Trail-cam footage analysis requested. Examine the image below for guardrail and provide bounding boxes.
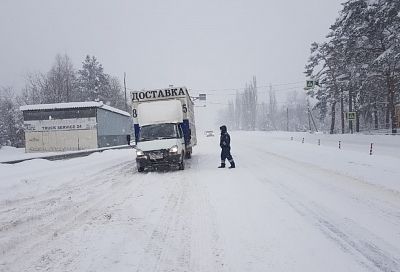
[0,145,134,165]
[360,129,400,135]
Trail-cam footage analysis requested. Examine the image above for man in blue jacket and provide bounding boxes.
[218,125,235,168]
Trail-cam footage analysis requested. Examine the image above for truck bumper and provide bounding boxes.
[136,153,182,170]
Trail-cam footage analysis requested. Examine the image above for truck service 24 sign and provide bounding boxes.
[23,118,97,132]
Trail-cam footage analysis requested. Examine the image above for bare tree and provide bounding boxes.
[21,54,78,104]
[47,54,77,102]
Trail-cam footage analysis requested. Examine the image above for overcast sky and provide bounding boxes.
[0,0,343,127]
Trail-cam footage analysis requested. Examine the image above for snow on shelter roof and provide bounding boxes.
[20,101,131,117]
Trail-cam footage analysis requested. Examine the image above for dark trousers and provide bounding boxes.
[221,147,233,163]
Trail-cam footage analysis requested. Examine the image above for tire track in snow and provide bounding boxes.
[241,141,400,200]
[236,140,400,271]
[0,160,132,209]
[186,152,226,271]
[157,175,193,272]
[134,159,225,272]
[0,160,139,271]
[0,161,133,237]
[135,174,188,272]
[188,170,226,272]
[243,141,400,229]
[265,179,400,272]
[29,170,172,272]
[29,171,146,272]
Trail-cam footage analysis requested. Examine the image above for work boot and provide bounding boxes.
[229,161,235,169]
[218,163,225,168]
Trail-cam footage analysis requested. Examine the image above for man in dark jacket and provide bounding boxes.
[218,125,235,168]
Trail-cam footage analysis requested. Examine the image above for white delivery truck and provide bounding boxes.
[131,87,197,172]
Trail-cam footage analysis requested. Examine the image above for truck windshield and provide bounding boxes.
[139,124,179,141]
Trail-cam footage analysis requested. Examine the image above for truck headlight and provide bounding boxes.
[136,149,144,156]
[169,145,179,154]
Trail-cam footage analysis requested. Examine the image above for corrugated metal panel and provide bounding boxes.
[23,108,96,121]
[96,108,132,148]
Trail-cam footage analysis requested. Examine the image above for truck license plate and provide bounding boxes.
[149,153,163,160]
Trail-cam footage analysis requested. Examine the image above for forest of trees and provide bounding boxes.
[221,0,399,134]
[0,54,126,147]
[219,76,313,132]
[305,0,400,134]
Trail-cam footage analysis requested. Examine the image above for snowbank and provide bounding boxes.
[0,146,60,163]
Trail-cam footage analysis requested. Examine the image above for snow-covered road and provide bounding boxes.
[1,132,400,271]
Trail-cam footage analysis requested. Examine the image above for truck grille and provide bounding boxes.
[145,150,166,160]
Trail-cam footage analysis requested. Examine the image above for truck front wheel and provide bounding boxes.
[185,147,192,159]
[178,153,185,170]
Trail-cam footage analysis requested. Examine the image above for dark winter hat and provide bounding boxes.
[220,125,227,132]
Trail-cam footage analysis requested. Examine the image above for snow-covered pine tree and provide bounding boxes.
[0,87,24,147]
[306,0,400,133]
[368,0,400,133]
[77,55,126,110]
[78,55,109,102]
[305,41,345,134]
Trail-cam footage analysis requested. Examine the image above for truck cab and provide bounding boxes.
[135,123,186,171]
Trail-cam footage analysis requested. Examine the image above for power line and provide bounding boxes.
[208,101,300,106]
[190,81,304,93]
[125,80,305,94]
[205,85,305,96]
[123,80,307,106]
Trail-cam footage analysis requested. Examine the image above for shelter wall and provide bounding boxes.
[25,130,97,152]
[96,108,132,147]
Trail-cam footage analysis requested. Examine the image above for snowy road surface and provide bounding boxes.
[1,132,400,271]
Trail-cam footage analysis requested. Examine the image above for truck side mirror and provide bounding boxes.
[126,134,131,145]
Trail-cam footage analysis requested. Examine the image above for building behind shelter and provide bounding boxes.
[20,102,132,153]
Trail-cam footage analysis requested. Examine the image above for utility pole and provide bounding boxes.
[310,108,318,132]
[124,72,128,112]
[286,107,289,131]
[304,79,319,133]
[307,98,318,132]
